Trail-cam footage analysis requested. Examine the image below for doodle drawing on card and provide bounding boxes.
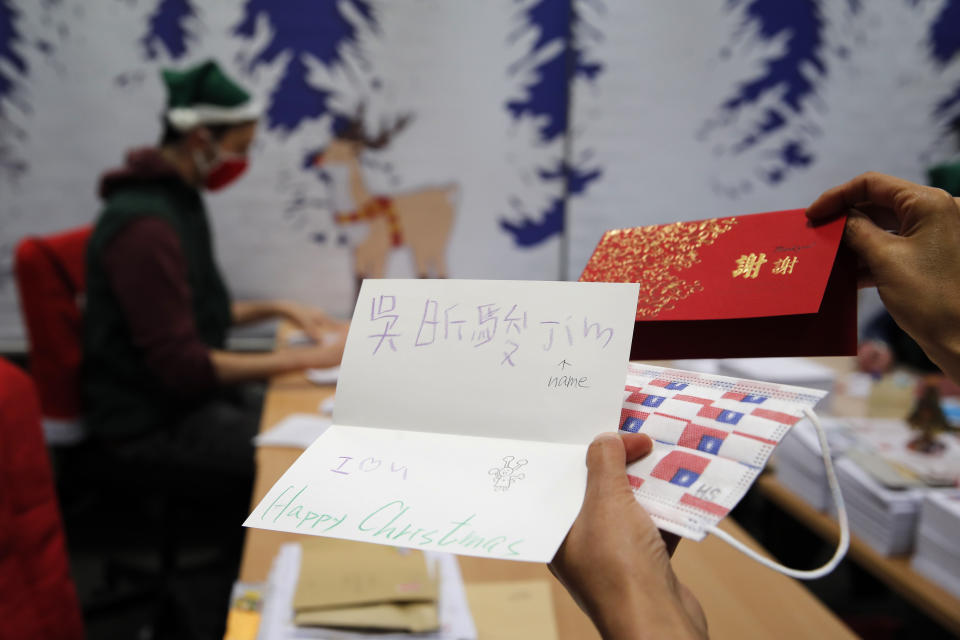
[490,456,527,492]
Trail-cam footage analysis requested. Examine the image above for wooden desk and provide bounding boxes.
[238,369,855,639]
[747,358,960,635]
[756,475,960,636]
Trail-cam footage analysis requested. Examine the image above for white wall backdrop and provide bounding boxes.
[0,0,568,343]
[566,0,960,278]
[1,0,959,344]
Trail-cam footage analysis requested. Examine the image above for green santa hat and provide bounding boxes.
[162,59,261,132]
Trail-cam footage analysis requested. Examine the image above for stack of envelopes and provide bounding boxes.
[911,491,960,598]
[774,416,855,511]
[292,538,440,633]
[834,458,927,555]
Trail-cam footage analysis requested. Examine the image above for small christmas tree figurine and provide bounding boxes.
[907,376,950,454]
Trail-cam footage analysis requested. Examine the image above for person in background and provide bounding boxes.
[857,309,938,376]
[550,172,960,639]
[83,59,345,544]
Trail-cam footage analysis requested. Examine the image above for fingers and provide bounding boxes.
[621,431,654,463]
[842,210,899,274]
[288,310,323,341]
[851,203,901,232]
[585,433,628,496]
[585,432,653,499]
[807,172,956,234]
[305,339,346,368]
[806,172,923,222]
[584,433,633,502]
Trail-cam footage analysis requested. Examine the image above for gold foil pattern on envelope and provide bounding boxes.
[580,218,737,319]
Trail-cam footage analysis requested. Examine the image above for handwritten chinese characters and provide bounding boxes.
[732,253,798,279]
[369,295,400,354]
[365,294,616,367]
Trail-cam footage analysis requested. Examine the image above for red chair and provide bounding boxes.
[15,226,215,637]
[0,357,85,639]
[14,226,92,444]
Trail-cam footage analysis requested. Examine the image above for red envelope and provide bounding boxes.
[579,209,856,360]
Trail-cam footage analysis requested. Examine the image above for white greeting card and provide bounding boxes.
[245,279,640,562]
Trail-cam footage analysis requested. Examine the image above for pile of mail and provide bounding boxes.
[776,416,960,556]
[774,416,854,511]
[256,540,476,639]
[674,357,839,394]
[717,358,838,395]
[845,418,960,487]
[834,457,927,555]
[911,491,960,598]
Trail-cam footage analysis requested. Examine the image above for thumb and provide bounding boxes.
[844,210,896,269]
[585,432,652,498]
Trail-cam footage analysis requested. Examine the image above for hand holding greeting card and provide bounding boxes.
[245,279,640,563]
[245,278,846,576]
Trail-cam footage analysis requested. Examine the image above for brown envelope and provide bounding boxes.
[465,580,559,640]
[293,538,437,612]
[294,601,439,633]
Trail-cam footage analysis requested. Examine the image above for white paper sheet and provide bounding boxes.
[319,396,336,416]
[305,366,341,386]
[247,279,640,563]
[254,414,333,449]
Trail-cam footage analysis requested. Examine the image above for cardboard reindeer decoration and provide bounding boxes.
[309,106,458,292]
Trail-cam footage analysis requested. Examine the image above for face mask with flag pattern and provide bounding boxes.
[619,363,850,580]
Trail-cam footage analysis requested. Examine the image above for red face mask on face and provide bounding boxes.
[203,153,249,191]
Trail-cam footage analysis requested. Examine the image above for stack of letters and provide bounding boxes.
[256,541,476,639]
[911,491,960,597]
[774,416,854,511]
[835,458,926,555]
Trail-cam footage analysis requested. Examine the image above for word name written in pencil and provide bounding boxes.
[260,485,525,557]
[547,375,590,389]
[366,295,615,367]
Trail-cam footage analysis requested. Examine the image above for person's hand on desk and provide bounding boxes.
[232,299,348,342]
[286,324,348,368]
[550,432,707,640]
[807,172,960,384]
[275,300,349,342]
[857,339,894,376]
[209,322,348,383]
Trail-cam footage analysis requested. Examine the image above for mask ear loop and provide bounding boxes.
[706,407,850,580]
